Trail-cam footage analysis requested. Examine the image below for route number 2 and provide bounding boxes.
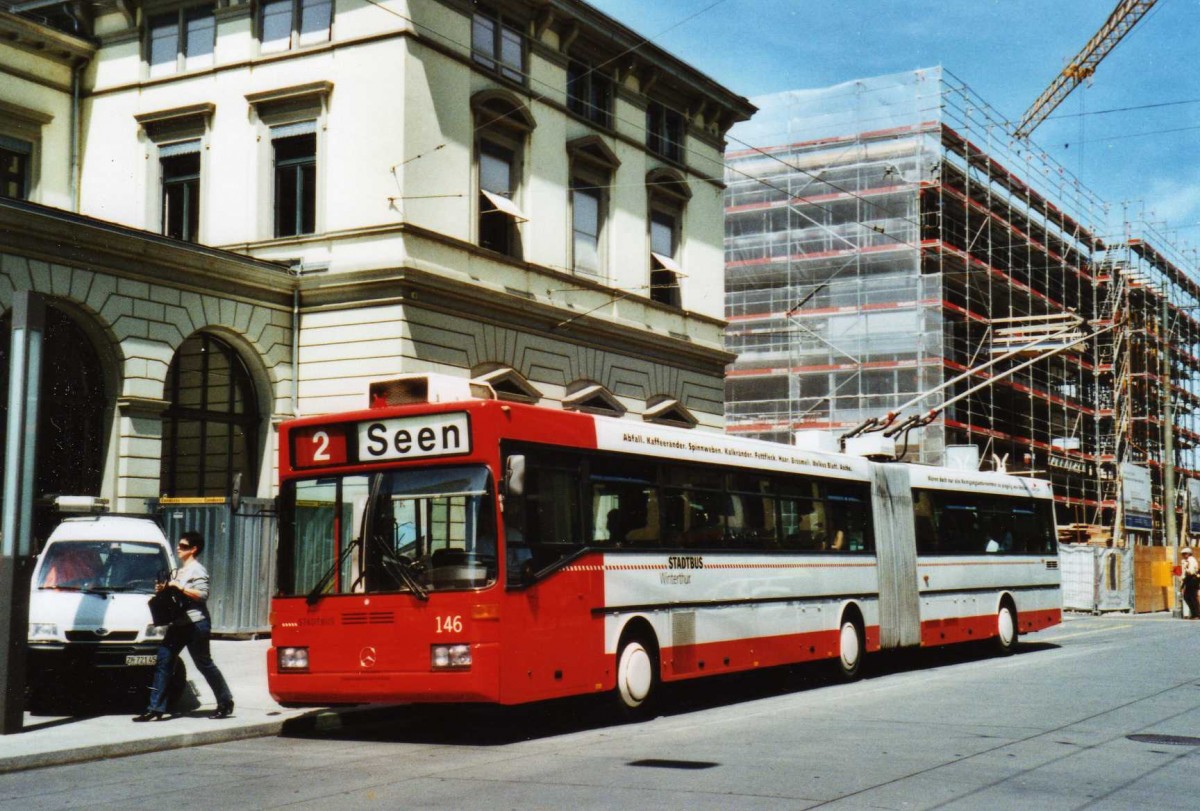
[311,431,331,462]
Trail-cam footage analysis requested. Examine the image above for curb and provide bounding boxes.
[0,705,402,775]
[0,719,289,775]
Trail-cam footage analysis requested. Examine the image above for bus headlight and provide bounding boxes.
[278,646,310,671]
[431,644,472,670]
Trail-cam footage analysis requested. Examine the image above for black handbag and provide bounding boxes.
[148,585,189,626]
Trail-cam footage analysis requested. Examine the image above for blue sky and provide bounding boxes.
[591,0,1200,247]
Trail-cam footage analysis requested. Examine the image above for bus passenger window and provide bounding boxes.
[913,491,937,555]
[727,491,776,549]
[625,491,661,545]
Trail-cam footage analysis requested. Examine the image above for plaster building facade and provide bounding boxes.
[1,0,753,533]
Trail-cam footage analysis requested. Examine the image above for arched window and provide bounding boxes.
[161,333,259,498]
[1,304,107,543]
[0,306,107,496]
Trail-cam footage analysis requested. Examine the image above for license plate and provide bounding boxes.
[126,655,157,666]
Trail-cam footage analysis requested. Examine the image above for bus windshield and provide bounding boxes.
[280,465,498,599]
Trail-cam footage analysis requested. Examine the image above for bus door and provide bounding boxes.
[869,464,921,649]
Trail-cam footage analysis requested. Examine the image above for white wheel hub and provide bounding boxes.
[618,642,653,707]
[840,622,860,670]
[998,607,1015,646]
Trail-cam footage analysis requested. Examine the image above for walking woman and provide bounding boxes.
[133,531,235,721]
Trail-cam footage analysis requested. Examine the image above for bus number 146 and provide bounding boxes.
[436,615,463,634]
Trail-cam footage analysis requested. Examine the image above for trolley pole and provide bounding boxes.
[0,292,45,733]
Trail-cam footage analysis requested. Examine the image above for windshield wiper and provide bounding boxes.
[369,534,429,601]
[306,537,361,605]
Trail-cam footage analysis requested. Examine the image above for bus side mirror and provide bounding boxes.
[505,455,525,496]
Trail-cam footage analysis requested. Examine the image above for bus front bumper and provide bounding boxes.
[268,641,501,705]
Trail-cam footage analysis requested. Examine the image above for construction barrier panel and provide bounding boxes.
[1060,544,1134,613]
[155,498,276,636]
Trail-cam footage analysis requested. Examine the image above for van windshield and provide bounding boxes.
[37,541,170,594]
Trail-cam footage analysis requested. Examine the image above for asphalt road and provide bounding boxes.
[4,614,1199,810]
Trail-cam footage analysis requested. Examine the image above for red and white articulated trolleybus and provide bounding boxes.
[268,375,1061,713]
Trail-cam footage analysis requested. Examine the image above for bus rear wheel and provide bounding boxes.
[615,637,658,716]
[995,602,1018,656]
[836,618,864,681]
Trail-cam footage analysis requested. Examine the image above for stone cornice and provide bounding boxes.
[0,10,95,65]
[296,262,734,375]
[0,198,294,309]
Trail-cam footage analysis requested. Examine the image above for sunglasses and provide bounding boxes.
[177,543,194,550]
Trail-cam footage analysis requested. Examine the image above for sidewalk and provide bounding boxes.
[0,638,329,774]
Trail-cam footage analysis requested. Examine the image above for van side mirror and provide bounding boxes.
[505,455,525,496]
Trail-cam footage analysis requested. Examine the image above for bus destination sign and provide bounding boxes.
[358,412,471,463]
[291,412,471,469]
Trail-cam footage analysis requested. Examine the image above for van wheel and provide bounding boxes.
[615,636,658,717]
[836,618,864,681]
[995,602,1018,656]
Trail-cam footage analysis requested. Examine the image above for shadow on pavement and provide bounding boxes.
[279,639,1062,747]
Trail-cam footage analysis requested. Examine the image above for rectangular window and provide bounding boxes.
[260,0,293,51]
[571,181,602,276]
[161,142,201,242]
[913,490,1056,556]
[478,139,521,257]
[273,128,317,237]
[299,0,333,45]
[149,13,180,75]
[184,7,216,69]
[567,60,612,127]
[471,8,523,83]
[261,0,331,53]
[0,137,32,200]
[647,102,684,162]
[148,6,215,76]
[650,209,681,307]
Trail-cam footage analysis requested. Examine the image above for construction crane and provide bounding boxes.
[1013,0,1159,138]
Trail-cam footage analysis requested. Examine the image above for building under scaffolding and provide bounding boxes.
[723,68,1200,549]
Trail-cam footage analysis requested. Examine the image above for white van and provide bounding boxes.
[26,514,186,713]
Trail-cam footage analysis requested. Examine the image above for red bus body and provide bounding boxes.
[268,387,1061,708]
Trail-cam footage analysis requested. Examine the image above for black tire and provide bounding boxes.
[614,635,659,718]
[835,618,864,681]
[994,602,1018,656]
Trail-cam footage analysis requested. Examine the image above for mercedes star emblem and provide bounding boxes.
[359,646,377,668]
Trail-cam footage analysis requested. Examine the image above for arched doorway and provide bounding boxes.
[160,332,260,498]
[0,305,107,543]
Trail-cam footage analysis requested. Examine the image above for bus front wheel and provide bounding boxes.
[615,637,658,716]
